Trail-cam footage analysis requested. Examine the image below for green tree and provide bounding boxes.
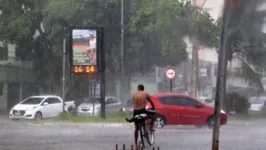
[224,0,266,93]
[0,0,69,94]
[0,0,219,99]
[129,0,219,97]
[129,0,218,69]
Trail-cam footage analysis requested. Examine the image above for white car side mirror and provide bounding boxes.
[43,102,49,106]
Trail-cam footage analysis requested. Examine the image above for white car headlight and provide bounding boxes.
[221,110,226,114]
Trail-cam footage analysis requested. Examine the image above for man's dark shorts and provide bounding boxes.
[133,108,155,125]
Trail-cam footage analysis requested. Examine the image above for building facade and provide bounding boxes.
[0,42,37,111]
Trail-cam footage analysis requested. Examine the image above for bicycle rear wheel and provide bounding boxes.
[139,123,147,147]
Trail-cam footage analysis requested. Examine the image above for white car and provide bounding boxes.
[9,95,75,120]
[77,96,122,116]
[249,97,266,111]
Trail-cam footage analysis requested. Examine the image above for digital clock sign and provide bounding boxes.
[70,28,98,75]
[72,65,96,74]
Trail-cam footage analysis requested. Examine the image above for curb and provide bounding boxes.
[28,122,134,127]
[227,119,266,125]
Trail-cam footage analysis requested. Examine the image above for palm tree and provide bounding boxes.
[225,0,266,93]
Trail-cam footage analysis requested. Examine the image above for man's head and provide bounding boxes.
[137,84,144,91]
[89,33,95,40]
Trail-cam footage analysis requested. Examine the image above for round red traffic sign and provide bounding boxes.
[165,68,176,80]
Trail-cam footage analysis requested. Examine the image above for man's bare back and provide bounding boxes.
[133,91,150,109]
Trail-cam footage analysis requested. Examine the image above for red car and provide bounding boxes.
[146,93,227,128]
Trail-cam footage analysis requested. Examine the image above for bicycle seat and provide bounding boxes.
[146,109,156,113]
[134,113,148,119]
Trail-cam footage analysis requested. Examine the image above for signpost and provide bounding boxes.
[165,68,176,93]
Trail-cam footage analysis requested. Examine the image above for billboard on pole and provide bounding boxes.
[70,28,98,75]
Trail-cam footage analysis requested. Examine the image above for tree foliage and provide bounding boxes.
[130,0,219,54]
[0,0,219,97]
[223,0,266,93]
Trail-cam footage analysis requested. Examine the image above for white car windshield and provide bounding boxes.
[249,97,266,104]
[21,97,44,105]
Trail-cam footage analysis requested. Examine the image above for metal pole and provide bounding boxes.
[170,79,173,93]
[183,60,188,94]
[211,1,230,150]
[92,78,96,116]
[100,66,106,118]
[62,38,66,112]
[99,28,106,119]
[18,58,23,102]
[120,0,124,103]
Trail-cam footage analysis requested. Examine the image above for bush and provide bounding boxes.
[58,112,69,120]
[224,92,250,115]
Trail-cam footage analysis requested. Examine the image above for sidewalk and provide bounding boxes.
[0,113,8,119]
[227,116,266,125]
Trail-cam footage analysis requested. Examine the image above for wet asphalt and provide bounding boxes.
[0,116,266,150]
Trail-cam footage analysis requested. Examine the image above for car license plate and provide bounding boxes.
[15,112,21,115]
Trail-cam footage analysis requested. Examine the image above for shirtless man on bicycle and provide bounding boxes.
[127,84,156,147]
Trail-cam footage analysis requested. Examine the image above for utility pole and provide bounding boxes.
[62,38,66,112]
[99,28,106,119]
[18,57,23,102]
[211,0,231,150]
[120,0,124,103]
[92,77,96,116]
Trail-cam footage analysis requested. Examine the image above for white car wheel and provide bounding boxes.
[34,112,42,120]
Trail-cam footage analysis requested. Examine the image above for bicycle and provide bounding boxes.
[126,110,156,148]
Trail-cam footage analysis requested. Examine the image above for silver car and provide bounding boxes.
[248,97,266,111]
[198,97,214,106]
[77,96,122,116]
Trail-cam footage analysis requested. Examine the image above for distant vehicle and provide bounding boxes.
[146,93,227,128]
[248,97,266,111]
[9,95,75,120]
[203,99,215,106]
[77,96,122,116]
[122,98,134,113]
[198,97,215,106]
